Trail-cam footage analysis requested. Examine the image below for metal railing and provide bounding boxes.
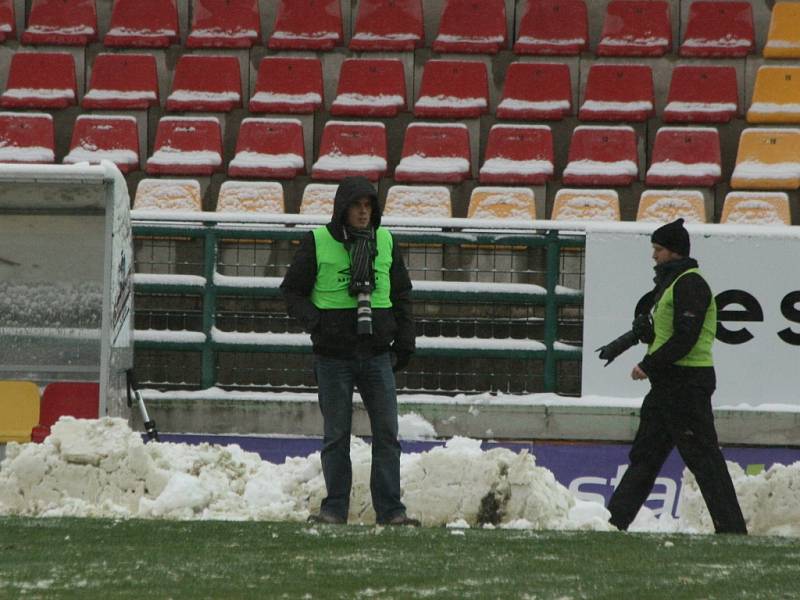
[131,212,586,394]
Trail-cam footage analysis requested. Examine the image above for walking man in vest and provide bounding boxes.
[281,176,419,526]
[607,219,747,534]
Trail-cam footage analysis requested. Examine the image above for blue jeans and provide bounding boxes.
[313,352,405,523]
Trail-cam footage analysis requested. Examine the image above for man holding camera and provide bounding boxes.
[602,219,747,534]
[280,176,419,526]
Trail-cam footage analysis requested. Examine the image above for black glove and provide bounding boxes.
[390,348,412,372]
[632,313,654,344]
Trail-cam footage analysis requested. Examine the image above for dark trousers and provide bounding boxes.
[608,376,747,534]
[313,352,405,523]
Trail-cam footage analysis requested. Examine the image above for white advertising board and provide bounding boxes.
[581,223,800,407]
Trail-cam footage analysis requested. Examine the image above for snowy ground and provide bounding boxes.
[1,417,799,536]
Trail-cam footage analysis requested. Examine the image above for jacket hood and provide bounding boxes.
[328,176,381,241]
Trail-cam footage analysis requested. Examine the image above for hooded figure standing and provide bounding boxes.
[607,219,747,534]
[280,176,419,526]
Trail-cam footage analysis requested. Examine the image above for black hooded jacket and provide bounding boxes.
[280,177,415,359]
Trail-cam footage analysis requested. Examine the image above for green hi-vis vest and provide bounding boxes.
[311,226,393,309]
[648,268,716,367]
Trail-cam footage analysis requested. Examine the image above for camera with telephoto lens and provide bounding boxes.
[596,314,654,366]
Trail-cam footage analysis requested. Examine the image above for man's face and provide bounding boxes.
[652,243,682,265]
[347,196,373,229]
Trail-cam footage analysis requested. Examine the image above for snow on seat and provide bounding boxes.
[350,0,423,52]
[0,0,16,42]
[228,118,304,179]
[82,53,159,110]
[104,0,179,48]
[578,64,654,122]
[0,381,40,443]
[514,0,587,55]
[63,115,140,173]
[721,192,792,226]
[563,126,638,186]
[311,121,387,182]
[662,65,739,124]
[552,189,620,221]
[468,187,536,220]
[134,179,202,211]
[764,2,800,59]
[479,124,553,185]
[680,1,754,58]
[0,112,54,163]
[414,60,488,119]
[645,127,721,187]
[394,123,471,184]
[216,181,284,213]
[597,0,671,56]
[747,66,800,124]
[330,59,406,118]
[384,186,452,218]
[0,52,76,109]
[249,57,323,114]
[636,190,707,223]
[299,183,337,215]
[146,116,223,176]
[166,55,242,112]
[268,0,342,51]
[731,128,800,190]
[497,62,571,121]
[432,0,507,54]
[22,0,97,45]
[186,0,260,48]
[31,382,98,444]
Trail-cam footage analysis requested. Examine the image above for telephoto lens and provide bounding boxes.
[357,292,372,335]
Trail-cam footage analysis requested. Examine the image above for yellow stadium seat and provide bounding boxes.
[721,192,791,225]
[384,186,452,218]
[133,179,202,211]
[747,66,800,123]
[731,128,800,189]
[216,181,284,213]
[299,183,338,216]
[0,381,41,443]
[636,190,707,223]
[764,2,800,59]
[552,189,620,221]
[467,187,537,220]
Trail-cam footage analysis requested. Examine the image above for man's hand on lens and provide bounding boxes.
[631,314,654,343]
[631,365,648,380]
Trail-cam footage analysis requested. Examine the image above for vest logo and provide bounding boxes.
[336,267,351,284]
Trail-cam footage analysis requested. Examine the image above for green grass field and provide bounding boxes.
[1,517,799,600]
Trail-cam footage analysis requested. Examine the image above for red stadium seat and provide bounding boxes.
[479,124,554,185]
[414,60,488,119]
[330,59,406,118]
[350,0,424,51]
[82,53,159,110]
[514,0,588,55]
[680,1,754,57]
[105,0,179,48]
[311,121,387,182]
[645,127,721,187]
[0,112,54,163]
[249,57,323,114]
[0,0,16,42]
[394,123,471,184]
[0,52,77,109]
[597,0,671,56]
[166,55,242,112]
[63,115,140,173]
[31,382,99,443]
[563,125,639,186]
[662,65,739,124]
[187,0,260,48]
[433,0,507,54]
[22,0,97,45]
[269,0,342,50]
[579,64,654,122]
[229,118,305,179]
[497,62,571,121]
[146,116,223,176]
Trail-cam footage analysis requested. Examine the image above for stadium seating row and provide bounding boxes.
[1,0,796,58]
[0,381,99,444]
[3,52,799,125]
[130,178,793,226]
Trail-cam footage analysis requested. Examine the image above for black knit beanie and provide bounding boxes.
[651,218,690,257]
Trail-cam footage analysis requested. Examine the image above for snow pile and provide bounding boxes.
[415,94,487,110]
[398,412,437,440]
[299,184,336,215]
[249,91,322,107]
[216,182,284,213]
[563,159,638,178]
[147,148,222,168]
[229,151,303,171]
[395,155,470,178]
[133,179,201,211]
[384,186,451,218]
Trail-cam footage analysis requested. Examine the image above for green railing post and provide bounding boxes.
[201,227,217,389]
[543,230,561,392]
